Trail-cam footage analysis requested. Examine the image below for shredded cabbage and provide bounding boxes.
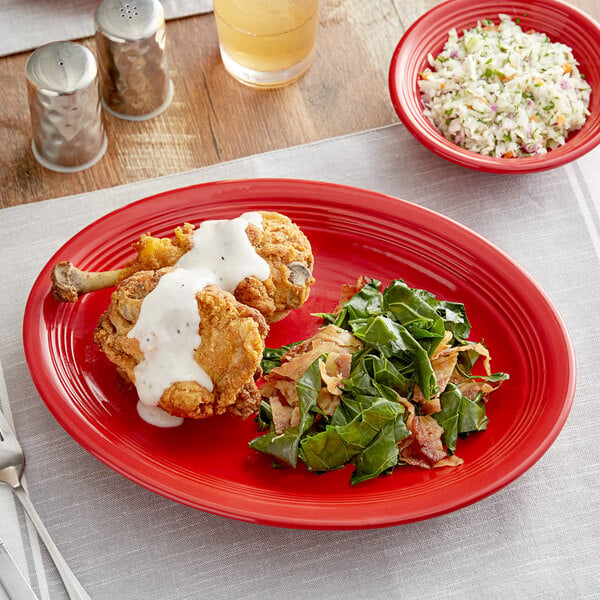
[418,15,591,157]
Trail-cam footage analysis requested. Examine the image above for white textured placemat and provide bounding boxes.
[0,0,213,57]
[0,124,599,599]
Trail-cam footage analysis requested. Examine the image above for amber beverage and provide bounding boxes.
[213,0,319,88]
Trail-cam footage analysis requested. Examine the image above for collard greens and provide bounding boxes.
[249,279,508,484]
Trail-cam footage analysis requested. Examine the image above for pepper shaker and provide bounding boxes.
[94,0,173,120]
[25,42,107,172]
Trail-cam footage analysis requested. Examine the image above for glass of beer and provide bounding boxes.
[213,0,320,88]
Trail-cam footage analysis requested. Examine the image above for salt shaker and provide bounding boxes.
[94,0,173,120]
[25,42,107,172]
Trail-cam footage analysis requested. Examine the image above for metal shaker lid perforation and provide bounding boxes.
[25,42,107,173]
[94,0,173,121]
[95,0,165,42]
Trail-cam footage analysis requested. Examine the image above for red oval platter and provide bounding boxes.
[23,179,575,529]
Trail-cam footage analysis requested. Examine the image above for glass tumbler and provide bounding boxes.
[213,0,320,88]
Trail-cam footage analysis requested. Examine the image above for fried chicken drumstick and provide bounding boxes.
[51,211,315,323]
[94,269,268,420]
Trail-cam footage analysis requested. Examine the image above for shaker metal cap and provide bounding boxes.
[94,0,173,120]
[25,42,107,173]
[26,42,97,94]
[94,0,165,42]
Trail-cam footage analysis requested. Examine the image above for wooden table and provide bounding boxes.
[1,0,598,208]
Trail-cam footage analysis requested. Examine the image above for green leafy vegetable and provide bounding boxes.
[250,278,507,484]
[255,400,273,431]
[300,398,408,474]
[248,425,303,468]
[249,359,322,467]
[433,384,489,453]
[351,423,401,485]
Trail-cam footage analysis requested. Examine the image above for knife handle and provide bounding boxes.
[13,485,93,600]
[0,541,39,600]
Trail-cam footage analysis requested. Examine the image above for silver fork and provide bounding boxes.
[0,409,92,600]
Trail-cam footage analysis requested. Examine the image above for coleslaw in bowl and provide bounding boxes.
[389,0,600,173]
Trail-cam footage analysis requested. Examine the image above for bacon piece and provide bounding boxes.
[333,275,372,313]
[319,352,352,395]
[261,324,363,425]
[453,378,497,400]
[262,377,300,407]
[433,455,463,468]
[398,415,448,469]
[317,388,340,415]
[431,331,453,359]
[439,341,492,375]
[270,396,294,434]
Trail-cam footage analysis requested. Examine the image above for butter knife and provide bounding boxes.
[0,540,39,600]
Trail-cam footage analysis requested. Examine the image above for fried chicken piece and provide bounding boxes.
[50,223,194,303]
[94,269,268,420]
[239,212,314,322]
[52,212,314,323]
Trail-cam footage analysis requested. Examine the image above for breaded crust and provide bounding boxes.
[238,211,315,322]
[94,270,268,420]
[110,212,314,323]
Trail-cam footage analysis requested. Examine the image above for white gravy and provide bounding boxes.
[127,212,269,427]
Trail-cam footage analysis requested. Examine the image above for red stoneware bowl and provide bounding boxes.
[389,0,600,173]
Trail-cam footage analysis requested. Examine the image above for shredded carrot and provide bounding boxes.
[563,63,573,75]
[503,151,514,158]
